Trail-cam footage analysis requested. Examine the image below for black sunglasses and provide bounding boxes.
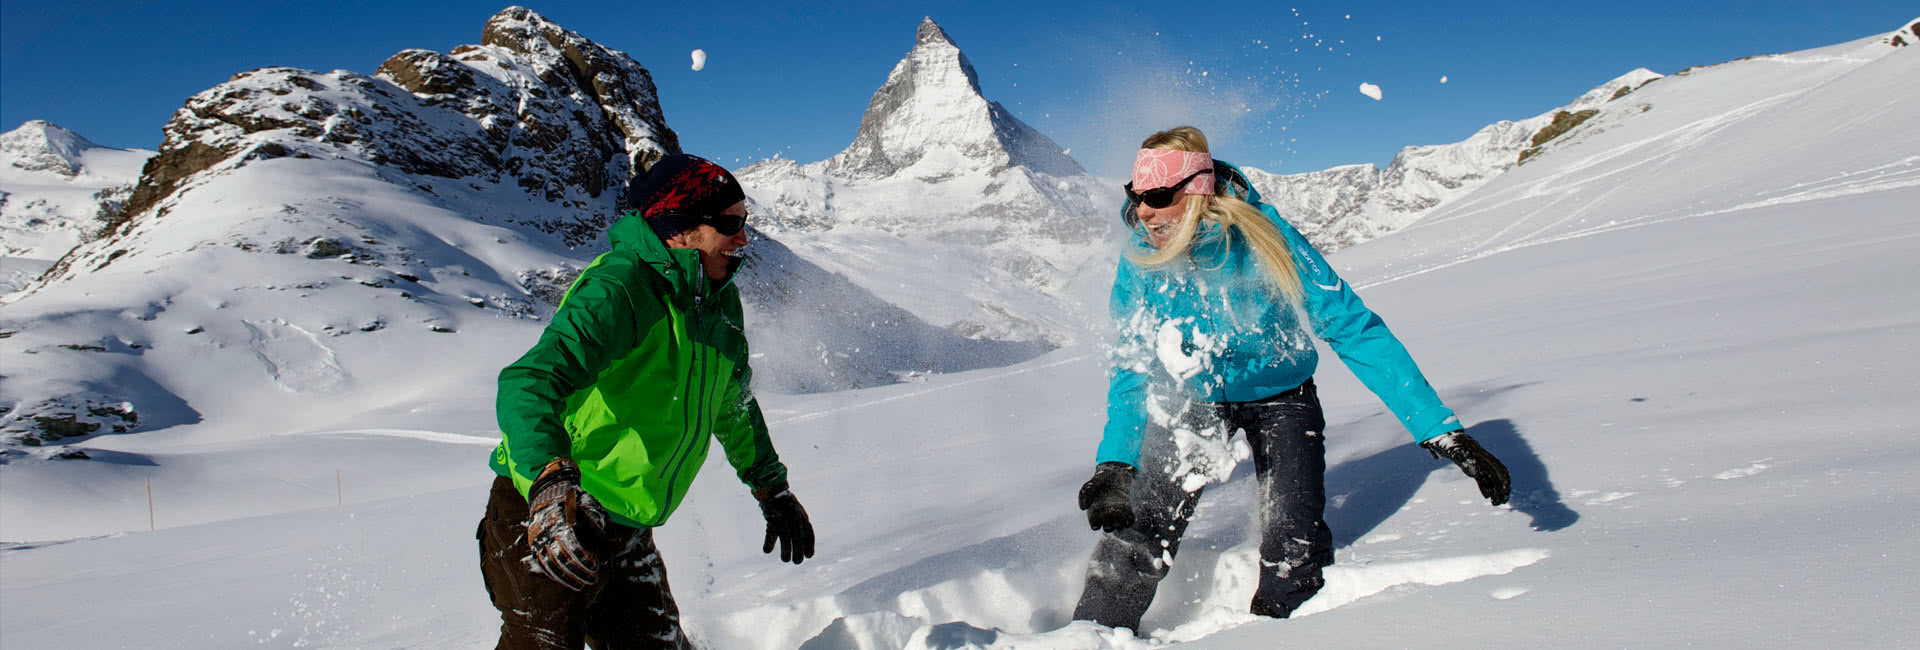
[1124,168,1211,209]
[705,212,747,236]
[657,210,748,236]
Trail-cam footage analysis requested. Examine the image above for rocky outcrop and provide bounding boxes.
[3,7,682,448]
[73,5,677,279]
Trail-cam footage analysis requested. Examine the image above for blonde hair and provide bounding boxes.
[1129,126,1305,305]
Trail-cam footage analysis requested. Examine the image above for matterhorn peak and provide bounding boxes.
[822,17,1080,179]
[916,16,955,47]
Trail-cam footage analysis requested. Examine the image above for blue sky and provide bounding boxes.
[3,1,1913,177]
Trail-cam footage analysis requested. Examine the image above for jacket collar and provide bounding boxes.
[606,213,744,292]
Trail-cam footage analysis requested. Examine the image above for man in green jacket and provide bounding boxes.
[478,153,814,650]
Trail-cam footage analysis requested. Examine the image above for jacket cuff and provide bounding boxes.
[752,480,790,502]
[744,462,790,496]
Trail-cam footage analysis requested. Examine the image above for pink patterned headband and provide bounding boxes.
[1131,149,1214,195]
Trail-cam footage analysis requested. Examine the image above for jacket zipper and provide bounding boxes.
[653,269,712,522]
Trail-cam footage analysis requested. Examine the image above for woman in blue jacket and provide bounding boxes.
[1073,126,1511,629]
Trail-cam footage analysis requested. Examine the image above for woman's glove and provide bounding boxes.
[755,482,816,565]
[1421,431,1511,506]
[526,458,608,591]
[1078,462,1136,533]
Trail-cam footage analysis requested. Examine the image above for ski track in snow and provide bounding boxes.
[1490,586,1531,600]
[1356,165,1920,293]
[302,428,499,445]
[1360,82,1920,292]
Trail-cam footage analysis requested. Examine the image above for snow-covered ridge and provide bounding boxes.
[0,121,154,290]
[1241,69,1663,252]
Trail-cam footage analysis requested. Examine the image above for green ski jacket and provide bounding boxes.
[490,214,786,528]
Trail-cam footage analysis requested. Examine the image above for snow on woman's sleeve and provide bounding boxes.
[1098,256,1154,466]
[1275,208,1460,443]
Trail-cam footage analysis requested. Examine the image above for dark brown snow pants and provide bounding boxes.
[478,476,696,650]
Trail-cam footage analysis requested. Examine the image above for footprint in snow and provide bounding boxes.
[1714,460,1772,480]
[1491,586,1531,600]
[1583,492,1634,505]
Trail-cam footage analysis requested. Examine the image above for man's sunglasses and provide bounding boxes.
[658,210,748,236]
[1123,168,1211,209]
[705,212,747,236]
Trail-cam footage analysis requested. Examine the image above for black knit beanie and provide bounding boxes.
[624,153,746,240]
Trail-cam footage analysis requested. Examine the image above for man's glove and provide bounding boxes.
[1421,431,1511,506]
[755,482,815,565]
[1078,462,1136,533]
[525,458,607,591]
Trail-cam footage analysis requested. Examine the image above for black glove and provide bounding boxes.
[1422,431,1511,506]
[526,458,608,591]
[1078,462,1136,533]
[755,482,816,565]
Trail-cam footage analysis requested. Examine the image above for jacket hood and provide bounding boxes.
[1214,160,1260,204]
[607,212,665,258]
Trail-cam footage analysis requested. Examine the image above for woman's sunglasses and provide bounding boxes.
[1123,168,1210,209]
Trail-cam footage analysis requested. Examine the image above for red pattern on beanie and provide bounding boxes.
[643,161,738,218]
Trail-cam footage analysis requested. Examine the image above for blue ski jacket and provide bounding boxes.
[1098,161,1460,466]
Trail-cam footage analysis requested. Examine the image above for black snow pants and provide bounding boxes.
[478,475,696,650]
[1073,379,1333,631]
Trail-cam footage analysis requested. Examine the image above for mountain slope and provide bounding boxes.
[0,121,154,291]
[1239,69,1662,252]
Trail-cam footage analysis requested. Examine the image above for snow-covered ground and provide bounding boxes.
[3,22,1919,650]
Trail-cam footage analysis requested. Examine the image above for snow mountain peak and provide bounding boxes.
[915,16,955,47]
[1,121,153,286]
[2,120,104,177]
[824,17,1081,179]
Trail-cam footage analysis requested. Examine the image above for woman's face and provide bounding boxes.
[1135,199,1186,248]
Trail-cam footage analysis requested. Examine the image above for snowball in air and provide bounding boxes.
[1358,82,1383,101]
[1440,76,1449,83]
[690,49,707,71]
